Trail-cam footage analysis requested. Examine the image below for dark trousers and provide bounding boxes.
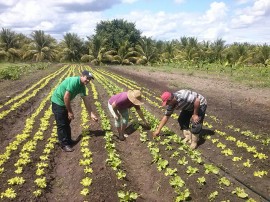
[178,104,207,133]
[52,102,72,146]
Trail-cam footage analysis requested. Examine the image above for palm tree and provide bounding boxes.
[162,40,178,63]
[224,43,251,67]
[255,44,270,67]
[175,37,199,65]
[23,30,58,62]
[103,40,134,65]
[210,38,226,64]
[134,37,158,65]
[0,28,22,62]
[59,33,85,62]
[196,40,212,69]
[81,35,107,65]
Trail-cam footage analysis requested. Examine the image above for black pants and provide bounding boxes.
[178,104,207,134]
[52,102,72,146]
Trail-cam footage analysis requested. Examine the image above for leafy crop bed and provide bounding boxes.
[0,64,269,202]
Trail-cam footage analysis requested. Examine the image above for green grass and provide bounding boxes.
[0,62,51,80]
[130,63,270,88]
[0,62,27,70]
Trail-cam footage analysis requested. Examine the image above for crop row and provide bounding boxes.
[90,67,268,201]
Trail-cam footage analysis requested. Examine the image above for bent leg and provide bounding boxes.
[178,110,192,142]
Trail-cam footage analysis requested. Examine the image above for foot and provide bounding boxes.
[61,145,74,152]
[182,137,190,143]
[119,134,126,141]
[190,142,197,150]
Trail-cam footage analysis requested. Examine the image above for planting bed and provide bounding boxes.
[0,64,269,202]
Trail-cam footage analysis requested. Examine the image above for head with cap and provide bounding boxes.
[161,91,172,106]
[81,70,94,85]
[127,90,144,105]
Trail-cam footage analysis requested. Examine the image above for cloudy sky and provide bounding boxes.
[0,0,270,44]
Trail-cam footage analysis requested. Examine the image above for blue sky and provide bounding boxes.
[0,0,269,44]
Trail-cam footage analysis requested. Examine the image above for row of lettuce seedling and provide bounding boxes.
[96,68,268,175]
[96,68,269,146]
[93,67,264,201]
[0,66,74,199]
[89,69,139,201]
[0,65,68,119]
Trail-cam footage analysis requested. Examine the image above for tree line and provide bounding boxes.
[0,19,269,68]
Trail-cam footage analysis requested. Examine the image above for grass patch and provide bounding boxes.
[0,62,51,80]
[124,63,270,88]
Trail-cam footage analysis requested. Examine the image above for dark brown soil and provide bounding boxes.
[0,64,269,202]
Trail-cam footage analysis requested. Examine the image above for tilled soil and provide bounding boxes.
[0,64,269,202]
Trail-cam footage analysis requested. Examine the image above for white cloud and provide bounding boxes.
[0,0,19,6]
[33,21,55,31]
[200,23,229,41]
[235,0,251,5]
[121,10,209,41]
[231,0,270,28]
[174,0,186,4]
[202,2,228,24]
[0,0,269,44]
[67,12,103,39]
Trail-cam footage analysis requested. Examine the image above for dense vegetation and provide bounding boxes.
[1,19,269,66]
[0,19,269,87]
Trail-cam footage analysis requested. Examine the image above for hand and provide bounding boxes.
[192,114,200,124]
[68,112,74,120]
[91,113,98,122]
[152,130,160,138]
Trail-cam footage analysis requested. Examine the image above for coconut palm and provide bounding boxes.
[210,38,226,64]
[255,44,270,67]
[0,28,22,62]
[134,37,159,65]
[161,40,178,63]
[224,43,251,67]
[59,33,85,62]
[102,40,135,65]
[175,37,199,65]
[23,30,58,62]
[81,35,108,65]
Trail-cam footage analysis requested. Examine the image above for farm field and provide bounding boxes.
[0,64,269,202]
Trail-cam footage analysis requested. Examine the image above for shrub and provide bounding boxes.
[0,66,22,80]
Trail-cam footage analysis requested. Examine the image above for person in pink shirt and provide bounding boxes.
[108,90,148,140]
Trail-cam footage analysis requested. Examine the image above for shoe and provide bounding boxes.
[118,134,126,141]
[123,134,128,138]
[61,145,74,152]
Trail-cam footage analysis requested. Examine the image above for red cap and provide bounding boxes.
[161,92,171,106]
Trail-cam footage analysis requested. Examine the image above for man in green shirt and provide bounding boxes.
[51,70,98,152]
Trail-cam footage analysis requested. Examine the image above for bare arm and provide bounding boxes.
[82,95,98,121]
[192,98,200,123]
[64,91,74,120]
[111,101,121,119]
[153,115,170,137]
[135,107,147,122]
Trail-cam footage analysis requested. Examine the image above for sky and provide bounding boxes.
[0,0,270,44]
